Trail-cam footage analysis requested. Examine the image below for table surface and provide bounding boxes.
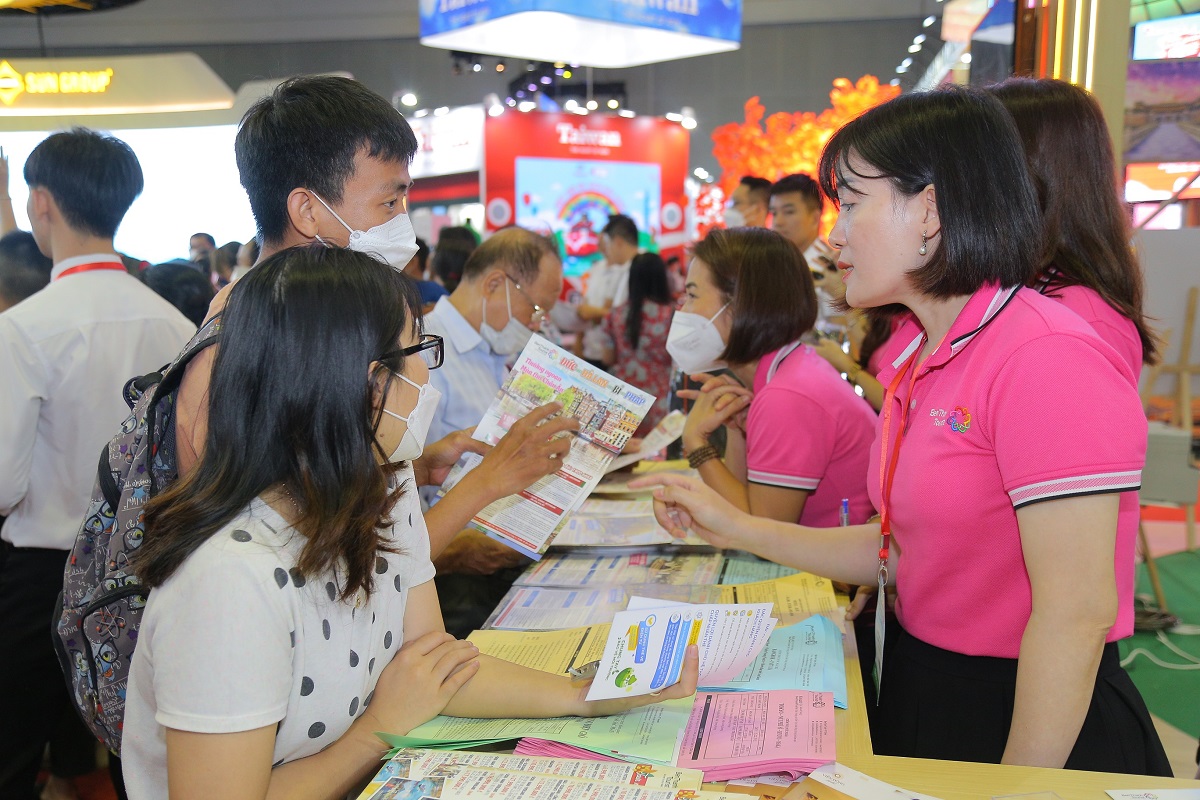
[512,492,1200,799]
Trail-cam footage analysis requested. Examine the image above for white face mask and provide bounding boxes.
[311,193,418,272]
[381,370,442,462]
[723,206,746,229]
[666,304,729,375]
[479,280,535,356]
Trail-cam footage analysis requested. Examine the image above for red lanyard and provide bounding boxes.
[876,334,945,570]
[54,260,125,281]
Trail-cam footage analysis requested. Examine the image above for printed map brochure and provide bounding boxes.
[451,334,654,558]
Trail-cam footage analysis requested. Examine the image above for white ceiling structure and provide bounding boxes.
[0,0,938,50]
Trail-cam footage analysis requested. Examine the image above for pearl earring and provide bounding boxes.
[919,230,928,256]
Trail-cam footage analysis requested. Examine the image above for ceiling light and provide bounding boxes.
[496,59,506,72]
[518,100,536,112]
[540,75,552,85]
[434,106,450,116]
[923,16,936,27]
[901,57,913,67]
[488,104,504,116]
[505,97,516,106]
[586,99,598,110]
[914,34,926,44]
[607,98,619,109]
[414,109,430,117]
[618,109,635,118]
[909,44,921,53]
[528,83,538,92]
[961,52,972,63]
[665,112,683,122]
[564,98,579,111]
[890,78,901,86]
[562,69,573,79]
[399,92,417,106]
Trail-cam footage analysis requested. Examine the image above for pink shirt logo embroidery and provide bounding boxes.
[948,406,972,433]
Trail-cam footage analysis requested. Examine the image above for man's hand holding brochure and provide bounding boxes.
[443,334,654,558]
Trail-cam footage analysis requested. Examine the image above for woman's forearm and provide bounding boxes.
[696,456,750,513]
[1003,611,1109,768]
[740,516,887,587]
[441,654,583,719]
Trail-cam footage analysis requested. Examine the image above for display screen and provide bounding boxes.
[515,156,660,277]
[1133,12,1200,60]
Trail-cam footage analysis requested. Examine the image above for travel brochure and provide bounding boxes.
[585,599,778,702]
[676,690,836,781]
[550,497,709,549]
[444,334,654,558]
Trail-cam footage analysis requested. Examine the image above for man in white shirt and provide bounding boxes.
[424,226,564,635]
[0,129,195,800]
[576,214,639,366]
[769,173,841,331]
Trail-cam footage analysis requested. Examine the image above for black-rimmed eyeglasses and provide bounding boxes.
[393,334,444,370]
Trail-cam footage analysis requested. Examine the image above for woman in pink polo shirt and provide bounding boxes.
[990,77,1158,375]
[668,227,877,529]
[635,88,1170,775]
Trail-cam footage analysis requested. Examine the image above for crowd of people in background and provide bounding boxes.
[0,69,1187,800]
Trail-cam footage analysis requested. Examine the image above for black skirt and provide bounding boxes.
[871,622,1173,776]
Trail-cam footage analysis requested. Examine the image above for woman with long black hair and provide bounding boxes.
[122,245,697,800]
[600,251,675,435]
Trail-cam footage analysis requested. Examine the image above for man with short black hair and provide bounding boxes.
[727,175,771,228]
[0,128,195,800]
[578,213,639,365]
[188,231,215,263]
[769,173,836,268]
[174,76,573,637]
[770,173,840,330]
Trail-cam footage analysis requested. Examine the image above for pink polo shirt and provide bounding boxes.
[1042,283,1143,378]
[870,285,1145,658]
[747,343,878,527]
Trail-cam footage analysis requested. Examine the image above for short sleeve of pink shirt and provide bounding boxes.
[746,346,876,527]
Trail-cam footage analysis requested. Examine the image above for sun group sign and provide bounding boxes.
[419,0,741,68]
[0,53,232,116]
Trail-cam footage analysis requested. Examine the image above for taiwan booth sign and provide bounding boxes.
[483,112,689,277]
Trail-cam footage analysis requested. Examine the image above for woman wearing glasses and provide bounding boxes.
[121,246,698,800]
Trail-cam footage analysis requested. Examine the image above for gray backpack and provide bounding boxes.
[53,316,220,754]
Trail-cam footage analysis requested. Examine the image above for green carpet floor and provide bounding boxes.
[1119,550,1200,739]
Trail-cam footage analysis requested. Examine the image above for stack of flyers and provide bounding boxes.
[707,615,848,708]
[793,762,944,799]
[584,598,777,702]
[676,690,836,782]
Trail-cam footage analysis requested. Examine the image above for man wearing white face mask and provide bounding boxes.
[171,76,576,643]
[422,226,567,634]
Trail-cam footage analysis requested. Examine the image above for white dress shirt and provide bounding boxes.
[582,259,631,361]
[0,254,196,550]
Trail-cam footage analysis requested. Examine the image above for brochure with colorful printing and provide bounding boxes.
[552,497,710,548]
[483,585,629,631]
[355,747,704,799]
[445,334,654,558]
[677,690,836,782]
[584,600,777,702]
[516,552,725,588]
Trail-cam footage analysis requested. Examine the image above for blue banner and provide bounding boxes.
[420,0,741,43]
